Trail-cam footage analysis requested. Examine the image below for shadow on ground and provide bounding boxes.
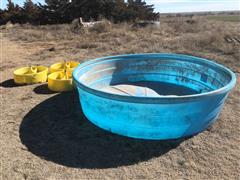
[33,84,57,95]
[0,79,20,88]
[20,92,185,169]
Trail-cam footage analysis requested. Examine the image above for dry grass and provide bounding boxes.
[3,17,239,73]
[2,16,239,73]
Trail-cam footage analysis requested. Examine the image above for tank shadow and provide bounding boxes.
[19,92,185,169]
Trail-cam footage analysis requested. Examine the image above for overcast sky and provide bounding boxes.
[1,0,240,13]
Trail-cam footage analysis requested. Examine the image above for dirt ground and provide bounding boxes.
[0,18,240,179]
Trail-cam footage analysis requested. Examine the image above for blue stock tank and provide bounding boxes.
[73,54,236,140]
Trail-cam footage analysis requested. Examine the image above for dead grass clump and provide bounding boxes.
[166,17,224,34]
[36,24,76,40]
[15,29,54,42]
[7,24,77,42]
[76,43,98,49]
[231,46,240,60]
[181,28,240,58]
[89,20,112,33]
[196,32,218,48]
[99,26,136,44]
[0,22,21,31]
[169,20,203,34]
[157,23,175,37]
[181,32,220,52]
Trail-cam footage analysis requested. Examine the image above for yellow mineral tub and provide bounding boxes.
[48,71,74,92]
[50,61,79,74]
[13,66,48,85]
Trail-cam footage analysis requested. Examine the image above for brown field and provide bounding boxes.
[1,15,240,179]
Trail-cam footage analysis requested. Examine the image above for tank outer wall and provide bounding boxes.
[78,88,228,140]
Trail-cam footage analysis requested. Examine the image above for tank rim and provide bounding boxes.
[73,53,236,103]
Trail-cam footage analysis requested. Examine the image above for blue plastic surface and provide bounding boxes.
[73,53,236,140]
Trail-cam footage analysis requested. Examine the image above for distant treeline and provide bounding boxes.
[0,0,159,25]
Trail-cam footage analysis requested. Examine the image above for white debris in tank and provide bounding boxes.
[101,84,178,97]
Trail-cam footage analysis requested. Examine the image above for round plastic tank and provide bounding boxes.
[73,54,236,140]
